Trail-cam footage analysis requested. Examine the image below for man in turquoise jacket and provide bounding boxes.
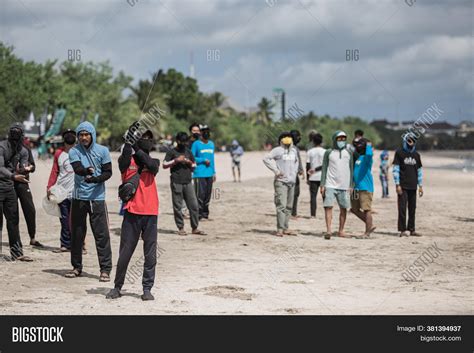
[191,125,216,220]
[350,138,376,238]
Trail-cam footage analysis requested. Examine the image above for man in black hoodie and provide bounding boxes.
[14,137,42,247]
[290,130,304,219]
[0,123,33,261]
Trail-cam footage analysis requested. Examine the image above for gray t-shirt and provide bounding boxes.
[263,145,299,184]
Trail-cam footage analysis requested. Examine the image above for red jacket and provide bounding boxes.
[122,157,159,216]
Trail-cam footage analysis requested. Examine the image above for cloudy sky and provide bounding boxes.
[1,0,472,122]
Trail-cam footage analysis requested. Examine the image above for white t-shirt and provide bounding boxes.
[324,149,352,190]
[306,146,326,181]
[55,150,75,198]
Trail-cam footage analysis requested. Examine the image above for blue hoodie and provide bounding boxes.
[69,121,111,200]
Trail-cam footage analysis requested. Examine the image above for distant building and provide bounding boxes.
[456,121,474,138]
[372,119,470,137]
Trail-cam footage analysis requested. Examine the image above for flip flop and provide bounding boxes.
[274,231,284,237]
[283,230,298,236]
[177,229,187,236]
[192,229,207,235]
[53,247,70,253]
[324,232,331,240]
[29,239,44,247]
[65,269,81,278]
[15,255,33,262]
[99,273,110,282]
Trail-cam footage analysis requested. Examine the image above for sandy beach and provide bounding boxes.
[0,150,472,315]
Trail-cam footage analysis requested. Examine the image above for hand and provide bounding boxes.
[418,186,423,197]
[308,169,315,175]
[87,167,94,175]
[84,175,99,183]
[396,185,403,195]
[299,171,305,180]
[47,189,52,200]
[176,155,185,163]
[204,159,211,167]
[320,186,325,197]
[275,172,283,179]
[213,175,216,182]
[13,174,29,183]
[24,165,33,172]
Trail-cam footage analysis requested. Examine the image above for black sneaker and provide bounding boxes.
[106,288,121,299]
[141,290,154,301]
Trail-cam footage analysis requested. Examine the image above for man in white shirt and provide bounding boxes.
[47,129,76,252]
[320,131,354,239]
[306,133,325,218]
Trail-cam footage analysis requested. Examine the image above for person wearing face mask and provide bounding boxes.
[106,123,160,301]
[320,131,354,239]
[393,132,423,237]
[164,132,205,236]
[191,125,216,221]
[229,140,244,183]
[188,122,201,149]
[379,150,390,198]
[47,129,77,252]
[263,132,300,237]
[289,130,304,219]
[65,121,113,282]
[350,138,376,238]
[0,123,33,261]
[12,134,42,248]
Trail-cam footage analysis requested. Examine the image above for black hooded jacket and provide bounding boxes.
[0,133,29,192]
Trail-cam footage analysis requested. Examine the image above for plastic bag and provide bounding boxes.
[42,196,61,217]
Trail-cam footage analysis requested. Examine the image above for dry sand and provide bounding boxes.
[0,150,473,315]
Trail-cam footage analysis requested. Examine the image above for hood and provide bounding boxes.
[402,132,417,153]
[332,130,347,150]
[232,139,239,146]
[76,121,97,149]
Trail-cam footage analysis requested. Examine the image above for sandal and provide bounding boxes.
[30,239,44,247]
[99,272,110,282]
[65,269,81,278]
[53,247,70,253]
[177,229,187,236]
[192,229,207,235]
[274,231,284,237]
[15,255,33,262]
[283,230,298,236]
[323,232,331,240]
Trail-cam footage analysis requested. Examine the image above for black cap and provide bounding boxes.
[62,129,76,137]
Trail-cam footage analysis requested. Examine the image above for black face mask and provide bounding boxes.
[201,131,210,140]
[192,133,201,140]
[8,128,22,142]
[137,138,153,152]
[64,134,76,145]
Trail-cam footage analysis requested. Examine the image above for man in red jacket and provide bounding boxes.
[106,123,160,301]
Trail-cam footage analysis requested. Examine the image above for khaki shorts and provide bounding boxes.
[351,190,373,211]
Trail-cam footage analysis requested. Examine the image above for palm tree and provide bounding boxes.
[256,97,274,125]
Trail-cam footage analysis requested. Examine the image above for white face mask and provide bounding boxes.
[336,141,346,149]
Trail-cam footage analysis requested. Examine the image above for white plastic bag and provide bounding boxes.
[48,184,68,204]
[42,196,61,217]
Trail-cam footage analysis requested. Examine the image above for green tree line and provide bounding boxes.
[0,42,380,150]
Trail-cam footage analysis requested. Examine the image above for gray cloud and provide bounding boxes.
[0,0,472,122]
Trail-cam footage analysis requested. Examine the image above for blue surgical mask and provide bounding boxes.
[336,141,346,149]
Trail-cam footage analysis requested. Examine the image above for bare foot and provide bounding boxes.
[274,231,284,237]
[338,232,351,238]
[283,229,298,236]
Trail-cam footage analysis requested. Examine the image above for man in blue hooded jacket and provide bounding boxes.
[65,121,113,281]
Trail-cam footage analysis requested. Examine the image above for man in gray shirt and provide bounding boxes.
[263,132,301,237]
